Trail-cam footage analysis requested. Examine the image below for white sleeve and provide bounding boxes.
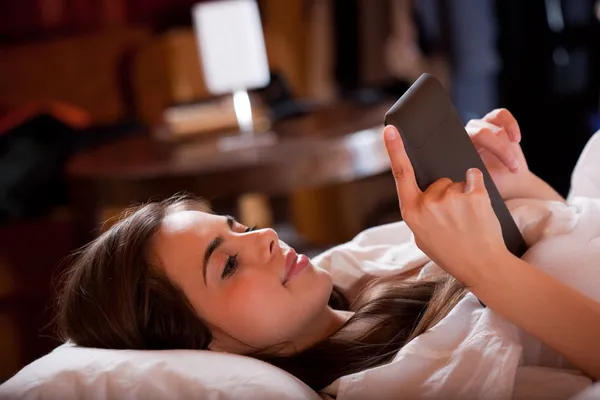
[568,130,600,201]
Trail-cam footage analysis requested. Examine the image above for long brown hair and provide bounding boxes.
[55,196,466,390]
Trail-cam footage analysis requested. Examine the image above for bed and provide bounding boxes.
[2,131,600,400]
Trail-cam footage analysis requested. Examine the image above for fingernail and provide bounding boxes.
[465,169,476,192]
[384,127,397,140]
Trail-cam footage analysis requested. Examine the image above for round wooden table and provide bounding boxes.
[67,103,393,243]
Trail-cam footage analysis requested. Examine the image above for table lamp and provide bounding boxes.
[192,0,276,150]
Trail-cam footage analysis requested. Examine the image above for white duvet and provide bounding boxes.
[313,133,600,399]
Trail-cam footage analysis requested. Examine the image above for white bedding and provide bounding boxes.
[313,132,600,399]
[2,133,599,400]
[315,198,598,399]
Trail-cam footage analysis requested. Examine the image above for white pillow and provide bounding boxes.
[568,130,600,200]
[0,344,321,400]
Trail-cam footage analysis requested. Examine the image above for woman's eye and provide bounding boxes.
[245,225,258,233]
[222,253,239,279]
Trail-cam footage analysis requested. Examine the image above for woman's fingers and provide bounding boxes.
[383,122,506,287]
[383,125,422,210]
[483,108,521,143]
[424,177,454,199]
[466,120,520,172]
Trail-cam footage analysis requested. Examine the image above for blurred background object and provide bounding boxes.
[495,0,600,197]
[192,0,277,151]
[1,0,600,382]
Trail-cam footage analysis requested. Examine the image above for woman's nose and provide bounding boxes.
[246,227,279,261]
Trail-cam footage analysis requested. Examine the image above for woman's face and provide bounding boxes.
[151,210,335,354]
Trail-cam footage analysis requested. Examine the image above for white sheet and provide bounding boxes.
[314,197,599,400]
[314,132,600,400]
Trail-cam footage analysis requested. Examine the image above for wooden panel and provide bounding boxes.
[125,0,198,23]
[131,36,173,125]
[0,0,46,39]
[0,217,74,381]
[101,0,127,25]
[0,27,151,124]
[165,30,209,103]
[305,0,337,101]
[0,313,21,381]
[0,256,16,299]
[261,0,309,97]
[291,173,399,245]
[132,29,211,125]
[38,0,66,29]
[358,0,393,87]
[1,0,128,39]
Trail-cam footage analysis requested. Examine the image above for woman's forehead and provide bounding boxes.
[160,210,222,235]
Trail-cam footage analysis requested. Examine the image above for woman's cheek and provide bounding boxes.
[226,274,287,318]
[225,281,291,343]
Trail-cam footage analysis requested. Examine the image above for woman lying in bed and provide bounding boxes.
[55,108,600,391]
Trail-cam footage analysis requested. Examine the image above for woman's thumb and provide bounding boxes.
[465,168,485,193]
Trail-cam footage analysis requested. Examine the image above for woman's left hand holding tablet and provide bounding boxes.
[383,125,509,287]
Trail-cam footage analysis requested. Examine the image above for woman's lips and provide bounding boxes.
[283,250,309,285]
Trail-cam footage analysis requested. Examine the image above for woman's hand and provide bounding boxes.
[383,125,509,287]
[384,127,600,381]
[465,108,530,200]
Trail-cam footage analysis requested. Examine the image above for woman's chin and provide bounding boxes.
[289,261,332,290]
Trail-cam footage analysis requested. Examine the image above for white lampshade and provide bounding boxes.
[192,0,271,95]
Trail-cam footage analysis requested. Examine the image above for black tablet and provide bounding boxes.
[384,73,528,261]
